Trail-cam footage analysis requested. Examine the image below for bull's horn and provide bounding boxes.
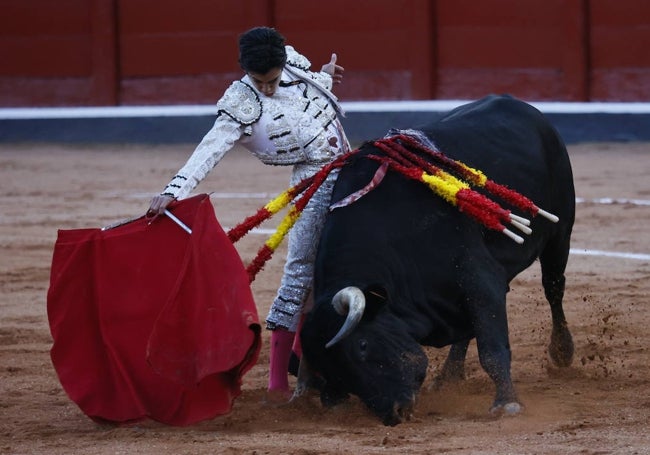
[326,287,366,348]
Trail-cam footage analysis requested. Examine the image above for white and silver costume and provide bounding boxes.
[161,46,350,331]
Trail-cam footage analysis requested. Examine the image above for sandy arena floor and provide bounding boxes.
[1,140,649,454]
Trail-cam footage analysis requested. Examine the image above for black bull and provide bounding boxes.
[298,95,576,426]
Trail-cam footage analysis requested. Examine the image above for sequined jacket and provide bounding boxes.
[162,46,350,200]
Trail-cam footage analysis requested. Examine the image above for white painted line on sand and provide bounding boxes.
[576,197,650,206]
[128,193,650,261]
[232,230,649,262]
[122,192,275,199]
[569,249,650,261]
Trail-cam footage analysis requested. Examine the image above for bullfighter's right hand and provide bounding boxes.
[147,194,174,218]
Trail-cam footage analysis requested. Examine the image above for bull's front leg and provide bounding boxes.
[476,337,522,416]
[471,288,523,416]
[430,340,469,390]
[292,357,311,400]
[291,356,325,400]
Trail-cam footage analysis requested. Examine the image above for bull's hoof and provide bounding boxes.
[489,401,523,417]
[291,382,309,401]
[548,326,574,367]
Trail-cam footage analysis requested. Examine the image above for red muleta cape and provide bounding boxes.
[46,194,261,426]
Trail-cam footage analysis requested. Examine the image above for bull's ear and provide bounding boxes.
[362,284,388,318]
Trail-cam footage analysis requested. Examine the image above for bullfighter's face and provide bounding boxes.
[247,67,283,97]
[303,306,429,426]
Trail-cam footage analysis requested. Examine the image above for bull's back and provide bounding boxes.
[326,95,574,282]
[420,95,574,270]
[422,95,573,216]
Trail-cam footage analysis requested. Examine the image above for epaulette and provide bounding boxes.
[215,80,262,126]
[285,45,311,71]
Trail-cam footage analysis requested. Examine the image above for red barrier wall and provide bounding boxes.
[1,0,649,106]
[274,0,435,101]
[117,0,269,104]
[1,0,95,105]
[434,0,589,100]
[590,0,650,101]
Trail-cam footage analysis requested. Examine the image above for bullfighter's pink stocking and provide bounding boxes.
[268,329,295,393]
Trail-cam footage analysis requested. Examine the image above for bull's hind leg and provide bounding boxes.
[540,237,574,367]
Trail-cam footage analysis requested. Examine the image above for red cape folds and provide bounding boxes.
[47,194,261,426]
